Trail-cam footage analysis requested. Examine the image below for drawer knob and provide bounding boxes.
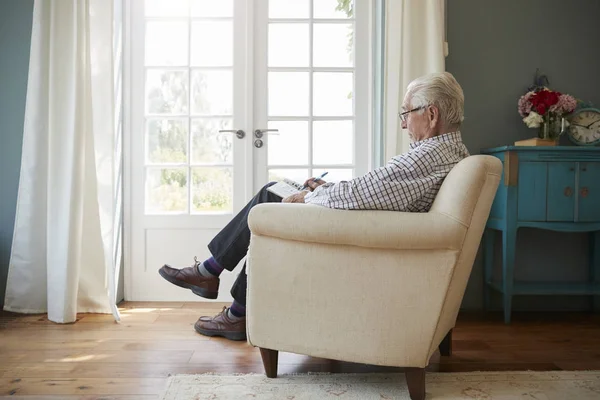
[581,187,589,198]
[564,187,573,197]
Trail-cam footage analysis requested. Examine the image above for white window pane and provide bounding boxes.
[313,0,353,19]
[146,119,188,163]
[191,118,233,164]
[191,167,233,213]
[313,120,353,164]
[269,0,309,18]
[313,23,353,67]
[146,70,189,114]
[145,0,189,16]
[145,21,188,66]
[313,168,354,182]
[269,169,309,184]
[269,24,309,67]
[269,72,309,116]
[191,0,233,17]
[313,72,353,116]
[146,168,188,213]
[267,121,309,166]
[191,70,233,115]
[191,21,233,67]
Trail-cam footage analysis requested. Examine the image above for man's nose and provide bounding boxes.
[401,120,407,129]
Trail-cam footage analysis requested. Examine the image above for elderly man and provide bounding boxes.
[159,71,470,341]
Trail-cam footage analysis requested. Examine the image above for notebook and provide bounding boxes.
[267,178,305,198]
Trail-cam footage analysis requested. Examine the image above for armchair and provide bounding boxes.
[246,155,502,400]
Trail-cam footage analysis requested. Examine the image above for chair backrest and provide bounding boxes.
[430,155,502,226]
[427,155,502,355]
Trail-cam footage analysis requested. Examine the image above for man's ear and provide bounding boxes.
[428,105,439,128]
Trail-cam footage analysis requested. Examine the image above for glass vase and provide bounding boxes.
[538,114,564,140]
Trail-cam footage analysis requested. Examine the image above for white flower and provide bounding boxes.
[523,112,543,128]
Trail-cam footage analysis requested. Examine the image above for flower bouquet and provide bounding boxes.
[518,77,577,142]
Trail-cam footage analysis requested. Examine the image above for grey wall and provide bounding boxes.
[446,0,600,310]
[0,0,34,308]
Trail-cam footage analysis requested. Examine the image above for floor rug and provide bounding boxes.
[161,370,600,399]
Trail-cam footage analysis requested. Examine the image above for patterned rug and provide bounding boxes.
[161,371,600,399]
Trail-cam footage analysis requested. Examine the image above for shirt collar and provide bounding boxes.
[409,131,463,150]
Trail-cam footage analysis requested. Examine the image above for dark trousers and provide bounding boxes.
[207,182,281,306]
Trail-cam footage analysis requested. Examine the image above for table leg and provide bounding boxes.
[483,228,494,311]
[502,229,516,324]
[591,231,599,312]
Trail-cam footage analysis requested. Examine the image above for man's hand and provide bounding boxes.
[282,190,310,203]
[302,178,326,192]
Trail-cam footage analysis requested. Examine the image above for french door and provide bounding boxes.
[125,0,372,301]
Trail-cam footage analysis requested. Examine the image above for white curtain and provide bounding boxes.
[384,0,446,159]
[4,0,121,323]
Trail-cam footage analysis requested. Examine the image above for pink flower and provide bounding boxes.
[518,92,534,117]
[549,94,577,115]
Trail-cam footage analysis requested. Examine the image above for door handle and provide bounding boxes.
[564,187,573,197]
[254,129,279,138]
[580,187,589,198]
[218,129,245,139]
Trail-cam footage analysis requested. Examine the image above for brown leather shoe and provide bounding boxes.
[194,307,246,341]
[158,257,219,299]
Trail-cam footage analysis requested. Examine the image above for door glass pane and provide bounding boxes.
[313,72,353,116]
[145,0,189,17]
[313,120,353,164]
[269,72,309,116]
[191,118,234,164]
[269,24,309,67]
[313,23,353,67]
[191,70,233,115]
[146,119,188,163]
[191,0,233,17]
[191,168,233,213]
[269,0,309,18]
[146,70,189,114]
[313,168,353,182]
[191,21,233,67]
[267,121,309,165]
[269,169,309,185]
[313,0,354,19]
[143,1,237,216]
[146,21,188,66]
[146,168,188,213]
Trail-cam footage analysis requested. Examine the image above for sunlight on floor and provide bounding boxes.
[119,307,175,314]
[50,354,110,362]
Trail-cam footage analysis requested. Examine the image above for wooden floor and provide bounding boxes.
[1,302,599,399]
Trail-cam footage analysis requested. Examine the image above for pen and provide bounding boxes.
[301,171,328,190]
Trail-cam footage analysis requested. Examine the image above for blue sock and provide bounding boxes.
[228,299,246,318]
[197,256,224,277]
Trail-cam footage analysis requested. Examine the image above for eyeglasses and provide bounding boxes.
[398,106,425,122]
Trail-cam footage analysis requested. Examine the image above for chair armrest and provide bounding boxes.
[248,203,466,250]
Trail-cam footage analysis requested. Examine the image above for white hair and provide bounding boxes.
[405,72,464,127]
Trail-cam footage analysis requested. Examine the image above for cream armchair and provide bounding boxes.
[246,155,502,400]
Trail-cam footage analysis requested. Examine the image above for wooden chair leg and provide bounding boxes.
[439,328,453,357]
[259,348,279,378]
[405,367,426,400]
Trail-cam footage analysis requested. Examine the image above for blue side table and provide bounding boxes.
[480,146,600,323]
